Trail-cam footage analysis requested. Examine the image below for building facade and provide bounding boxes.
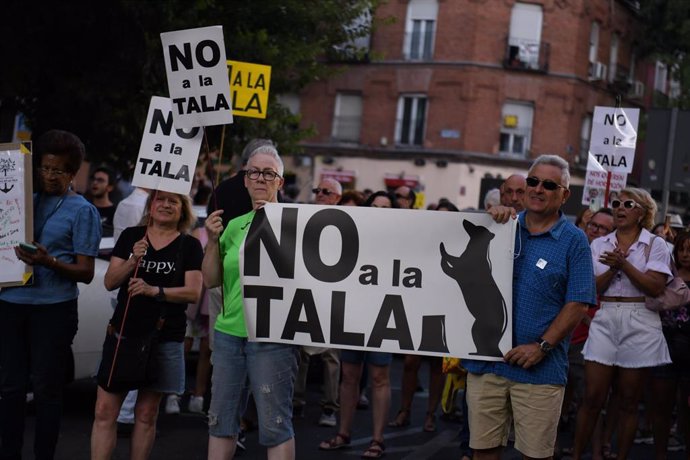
[293,0,646,209]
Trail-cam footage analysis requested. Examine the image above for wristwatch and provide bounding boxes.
[155,286,166,302]
[537,338,554,354]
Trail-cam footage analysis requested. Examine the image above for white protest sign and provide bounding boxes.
[239,204,516,361]
[131,96,203,195]
[581,153,627,206]
[161,25,233,128]
[588,106,640,173]
[0,143,33,287]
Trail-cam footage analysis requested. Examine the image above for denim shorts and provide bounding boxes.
[340,349,393,367]
[208,331,298,446]
[145,340,185,394]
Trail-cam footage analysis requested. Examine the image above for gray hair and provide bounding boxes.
[528,154,570,188]
[241,138,275,165]
[319,178,343,195]
[246,144,284,176]
[484,188,501,209]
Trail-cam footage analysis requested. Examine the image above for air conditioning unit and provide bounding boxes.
[589,61,607,81]
[629,80,645,99]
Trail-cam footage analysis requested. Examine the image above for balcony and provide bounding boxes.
[503,37,550,73]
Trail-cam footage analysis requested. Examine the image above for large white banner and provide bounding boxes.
[161,25,233,128]
[131,96,203,195]
[239,204,516,361]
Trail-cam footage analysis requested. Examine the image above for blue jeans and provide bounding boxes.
[208,331,298,446]
[0,299,78,460]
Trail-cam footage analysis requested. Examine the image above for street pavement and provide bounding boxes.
[20,355,686,459]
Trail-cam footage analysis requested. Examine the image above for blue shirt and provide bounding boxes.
[0,193,101,304]
[463,211,596,385]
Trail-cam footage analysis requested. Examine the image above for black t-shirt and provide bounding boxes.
[110,226,203,342]
[97,205,116,237]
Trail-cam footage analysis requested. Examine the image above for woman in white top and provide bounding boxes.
[571,187,672,460]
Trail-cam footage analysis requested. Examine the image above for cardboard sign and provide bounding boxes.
[161,25,233,128]
[588,106,640,173]
[227,60,272,119]
[0,143,34,287]
[239,204,516,360]
[581,153,627,207]
[131,96,204,194]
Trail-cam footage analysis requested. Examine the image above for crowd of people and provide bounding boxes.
[1,131,689,460]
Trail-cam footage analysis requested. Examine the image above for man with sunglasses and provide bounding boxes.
[394,186,416,210]
[463,154,596,460]
[312,178,342,205]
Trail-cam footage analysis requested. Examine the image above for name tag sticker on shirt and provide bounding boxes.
[536,258,548,269]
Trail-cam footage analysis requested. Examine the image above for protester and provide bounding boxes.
[312,178,342,205]
[464,155,596,459]
[319,190,397,459]
[483,188,500,210]
[90,191,203,460]
[87,165,117,238]
[203,144,298,460]
[571,188,672,460]
[394,185,416,210]
[585,208,614,243]
[499,174,526,212]
[338,190,365,206]
[650,230,690,458]
[0,129,101,460]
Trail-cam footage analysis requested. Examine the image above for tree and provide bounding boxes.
[0,0,377,176]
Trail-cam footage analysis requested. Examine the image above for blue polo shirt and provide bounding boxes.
[463,211,596,385]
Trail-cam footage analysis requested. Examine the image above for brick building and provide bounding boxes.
[290,0,647,210]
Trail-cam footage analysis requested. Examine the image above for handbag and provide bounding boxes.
[96,322,162,393]
[643,236,690,311]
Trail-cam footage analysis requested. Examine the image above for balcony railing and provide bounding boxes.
[503,37,550,73]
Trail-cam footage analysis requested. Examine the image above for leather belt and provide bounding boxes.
[599,296,645,303]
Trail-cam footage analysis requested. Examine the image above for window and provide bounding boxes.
[609,33,618,82]
[403,0,438,60]
[508,3,543,70]
[580,115,592,162]
[276,93,300,115]
[499,102,533,157]
[654,61,668,94]
[395,95,427,146]
[589,22,600,64]
[332,93,362,142]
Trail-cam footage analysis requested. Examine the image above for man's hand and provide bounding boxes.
[488,205,517,224]
[503,343,545,369]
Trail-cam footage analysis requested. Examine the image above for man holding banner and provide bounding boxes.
[463,155,596,460]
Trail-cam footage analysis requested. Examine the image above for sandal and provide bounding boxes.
[387,408,410,428]
[319,433,351,451]
[423,411,436,432]
[602,443,617,459]
[361,439,386,458]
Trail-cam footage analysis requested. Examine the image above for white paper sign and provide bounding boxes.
[161,25,233,128]
[588,106,640,173]
[131,96,203,195]
[581,153,628,206]
[0,145,32,286]
[239,204,516,360]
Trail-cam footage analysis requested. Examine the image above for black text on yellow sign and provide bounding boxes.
[227,60,272,119]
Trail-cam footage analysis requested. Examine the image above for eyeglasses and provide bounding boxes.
[611,199,642,210]
[246,169,280,181]
[39,166,69,177]
[395,193,410,200]
[587,222,612,233]
[312,188,334,196]
[526,176,565,191]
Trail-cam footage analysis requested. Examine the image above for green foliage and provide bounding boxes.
[0,0,376,176]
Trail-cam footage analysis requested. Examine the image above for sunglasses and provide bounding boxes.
[526,176,565,191]
[312,188,334,196]
[395,193,410,200]
[611,199,642,210]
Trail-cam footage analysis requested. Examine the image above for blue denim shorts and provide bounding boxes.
[340,349,393,366]
[145,340,185,394]
[208,331,298,446]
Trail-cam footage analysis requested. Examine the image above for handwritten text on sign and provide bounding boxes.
[227,60,272,119]
[161,25,233,129]
[239,204,516,360]
[588,106,640,173]
[132,96,203,195]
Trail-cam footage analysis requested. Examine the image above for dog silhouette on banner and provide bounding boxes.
[440,219,507,357]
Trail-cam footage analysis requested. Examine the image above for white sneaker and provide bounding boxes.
[318,410,337,427]
[165,394,181,415]
[188,395,204,414]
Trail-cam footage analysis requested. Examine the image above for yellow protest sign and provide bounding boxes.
[227,60,272,119]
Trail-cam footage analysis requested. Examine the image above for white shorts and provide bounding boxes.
[583,302,671,368]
